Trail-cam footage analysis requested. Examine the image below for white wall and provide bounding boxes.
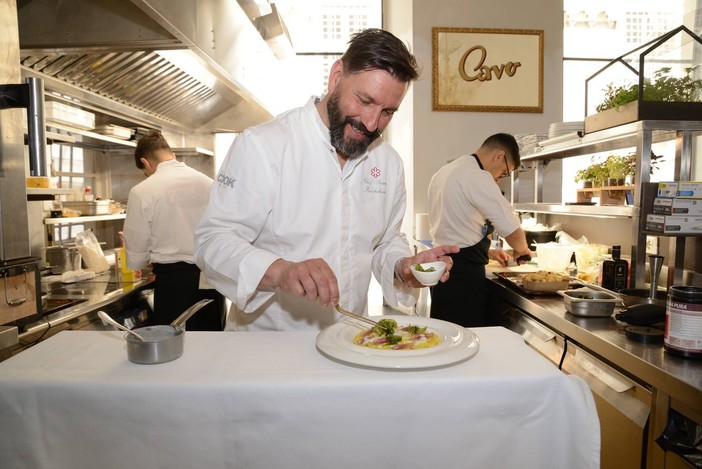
[385,0,565,237]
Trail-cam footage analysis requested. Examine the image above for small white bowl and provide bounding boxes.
[410,261,446,286]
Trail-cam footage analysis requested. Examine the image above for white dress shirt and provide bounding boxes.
[428,154,521,247]
[194,97,415,331]
[124,159,213,269]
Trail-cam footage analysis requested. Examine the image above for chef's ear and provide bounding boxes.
[327,60,344,93]
[493,149,506,162]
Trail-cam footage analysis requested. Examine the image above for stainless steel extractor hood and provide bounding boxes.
[16,0,302,133]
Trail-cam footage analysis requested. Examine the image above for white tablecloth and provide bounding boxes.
[0,327,599,469]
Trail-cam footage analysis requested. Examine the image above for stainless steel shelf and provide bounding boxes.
[517,119,701,288]
[44,214,126,225]
[46,122,136,148]
[26,187,79,201]
[522,120,702,162]
[514,203,636,218]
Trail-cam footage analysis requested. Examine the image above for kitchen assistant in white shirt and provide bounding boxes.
[124,159,214,270]
[428,154,521,248]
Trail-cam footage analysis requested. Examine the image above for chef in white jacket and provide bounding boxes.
[194,29,458,331]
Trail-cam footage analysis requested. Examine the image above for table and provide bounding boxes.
[0,327,599,469]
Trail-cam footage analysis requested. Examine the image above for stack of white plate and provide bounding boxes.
[537,121,585,150]
[548,121,584,138]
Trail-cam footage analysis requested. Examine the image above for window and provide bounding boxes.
[563,0,698,121]
[273,0,382,97]
[50,142,95,241]
[560,0,699,197]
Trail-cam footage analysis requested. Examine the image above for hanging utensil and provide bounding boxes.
[98,310,145,341]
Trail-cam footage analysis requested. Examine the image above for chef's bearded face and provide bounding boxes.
[327,89,381,160]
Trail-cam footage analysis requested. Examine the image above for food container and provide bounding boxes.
[559,288,619,317]
[94,124,133,140]
[534,243,574,272]
[45,245,82,274]
[62,200,111,215]
[45,101,95,130]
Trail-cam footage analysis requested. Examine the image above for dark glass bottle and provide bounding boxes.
[601,246,628,292]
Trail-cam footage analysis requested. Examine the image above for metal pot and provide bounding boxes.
[45,245,81,274]
[125,325,185,364]
[525,230,558,248]
[124,299,212,365]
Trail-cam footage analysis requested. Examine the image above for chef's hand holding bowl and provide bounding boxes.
[398,244,459,288]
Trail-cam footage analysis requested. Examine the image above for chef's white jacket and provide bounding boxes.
[428,154,521,248]
[124,159,213,270]
[194,98,415,331]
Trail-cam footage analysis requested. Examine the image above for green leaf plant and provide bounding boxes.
[596,66,702,113]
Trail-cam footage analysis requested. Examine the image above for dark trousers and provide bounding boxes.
[152,262,226,331]
[430,256,489,327]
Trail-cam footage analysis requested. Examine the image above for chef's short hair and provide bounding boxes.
[341,28,420,83]
[481,133,521,169]
[134,131,172,170]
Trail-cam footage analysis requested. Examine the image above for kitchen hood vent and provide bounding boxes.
[254,4,295,59]
[16,0,304,133]
[21,50,219,128]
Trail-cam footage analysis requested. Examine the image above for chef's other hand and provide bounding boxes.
[488,248,511,267]
[263,258,340,307]
[398,244,460,288]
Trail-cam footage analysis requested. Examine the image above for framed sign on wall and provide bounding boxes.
[432,27,544,113]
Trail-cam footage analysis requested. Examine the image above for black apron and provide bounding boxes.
[152,262,226,331]
[430,224,493,327]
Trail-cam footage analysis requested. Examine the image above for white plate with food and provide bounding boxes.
[316,315,479,370]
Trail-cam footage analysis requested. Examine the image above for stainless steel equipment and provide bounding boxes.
[0,0,42,331]
[558,288,618,317]
[45,246,82,274]
[0,257,42,327]
[15,0,294,134]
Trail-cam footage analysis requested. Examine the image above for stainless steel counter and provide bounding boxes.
[486,271,702,416]
[4,270,155,358]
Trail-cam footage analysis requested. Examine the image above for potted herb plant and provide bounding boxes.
[622,151,663,185]
[586,63,702,133]
[574,161,608,187]
[595,66,702,113]
[604,155,629,187]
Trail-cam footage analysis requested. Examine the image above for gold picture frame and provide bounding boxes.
[432,27,544,113]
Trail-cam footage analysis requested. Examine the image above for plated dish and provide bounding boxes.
[316,315,479,370]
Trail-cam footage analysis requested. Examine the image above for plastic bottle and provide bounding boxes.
[116,231,131,274]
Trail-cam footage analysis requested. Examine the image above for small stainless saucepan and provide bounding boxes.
[105,299,212,365]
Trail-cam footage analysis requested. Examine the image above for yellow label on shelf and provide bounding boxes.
[26,176,50,188]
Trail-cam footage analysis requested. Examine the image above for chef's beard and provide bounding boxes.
[327,91,380,160]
